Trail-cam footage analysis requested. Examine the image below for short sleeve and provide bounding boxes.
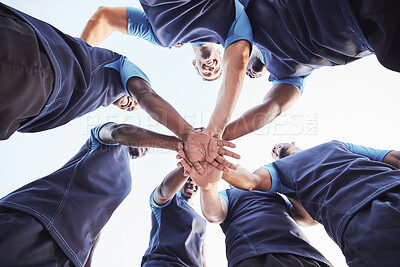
[104,56,151,96]
[149,188,176,226]
[90,123,119,147]
[218,189,229,210]
[272,75,309,95]
[344,142,392,162]
[224,0,253,48]
[262,163,294,194]
[126,7,160,46]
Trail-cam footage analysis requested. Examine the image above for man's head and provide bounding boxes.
[246,46,266,79]
[180,177,199,201]
[271,142,302,160]
[127,147,149,159]
[192,44,222,81]
[113,94,139,111]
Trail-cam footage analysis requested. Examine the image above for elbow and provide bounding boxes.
[127,78,155,103]
[203,215,224,224]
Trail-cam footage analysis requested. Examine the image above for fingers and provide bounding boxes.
[210,160,230,173]
[193,162,205,175]
[177,148,192,165]
[217,139,236,148]
[214,155,238,171]
[179,159,193,177]
[219,147,241,159]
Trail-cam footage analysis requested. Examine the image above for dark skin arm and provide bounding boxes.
[127,77,240,173]
[382,150,400,169]
[222,83,300,141]
[287,197,318,227]
[99,122,181,151]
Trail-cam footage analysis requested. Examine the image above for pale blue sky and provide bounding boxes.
[1,1,400,266]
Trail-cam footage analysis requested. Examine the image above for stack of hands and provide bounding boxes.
[177,128,240,190]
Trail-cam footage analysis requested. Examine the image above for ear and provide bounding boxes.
[192,59,196,66]
[291,142,296,146]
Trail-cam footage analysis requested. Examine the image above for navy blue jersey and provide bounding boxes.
[1,3,149,134]
[139,0,236,47]
[0,126,132,267]
[142,191,206,266]
[241,0,371,82]
[220,189,331,267]
[272,140,400,248]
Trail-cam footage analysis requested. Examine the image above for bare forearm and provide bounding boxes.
[207,41,250,137]
[222,101,281,141]
[99,122,181,151]
[154,167,187,205]
[223,83,300,141]
[222,166,271,191]
[127,78,194,141]
[200,184,226,224]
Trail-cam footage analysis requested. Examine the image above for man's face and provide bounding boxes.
[192,52,223,81]
[271,142,295,160]
[180,177,199,200]
[113,94,139,111]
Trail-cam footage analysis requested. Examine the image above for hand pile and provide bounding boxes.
[177,128,240,190]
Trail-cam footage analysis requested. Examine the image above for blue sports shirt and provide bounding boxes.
[142,189,206,266]
[2,3,150,134]
[128,0,252,49]
[0,125,132,267]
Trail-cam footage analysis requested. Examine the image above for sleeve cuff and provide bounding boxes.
[90,123,120,147]
[272,75,309,95]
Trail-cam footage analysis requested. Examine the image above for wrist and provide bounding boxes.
[204,127,222,139]
[179,126,195,143]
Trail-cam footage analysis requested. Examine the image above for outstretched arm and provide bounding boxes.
[81,7,127,46]
[179,159,227,224]
[127,77,194,142]
[222,83,300,141]
[128,77,240,173]
[222,165,271,191]
[98,122,181,151]
[287,197,318,227]
[153,167,188,205]
[206,40,251,138]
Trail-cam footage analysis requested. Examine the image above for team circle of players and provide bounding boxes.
[0,1,399,266]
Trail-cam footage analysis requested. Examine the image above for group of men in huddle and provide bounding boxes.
[0,0,399,266]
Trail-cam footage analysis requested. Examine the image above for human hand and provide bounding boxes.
[178,159,222,190]
[182,131,240,174]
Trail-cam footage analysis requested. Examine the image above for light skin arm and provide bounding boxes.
[98,122,181,151]
[179,159,227,223]
[153,167,187,205]
[202,244,207,267]
[222,83,300,141]
[206,40,251,138]
[81,7,127,46]
[287,197,318,227]
[222,166,271,191]
[382,150,400,169]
